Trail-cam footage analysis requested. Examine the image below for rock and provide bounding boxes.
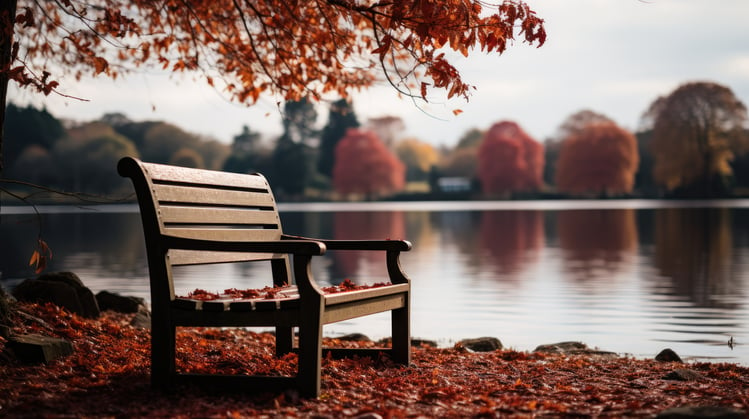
[376,337,438,348]
[12,272,100,318]
[0,286,11,326]
[656,348,683,363]
[534,341,617,357]
[656,405,746,419]
[354,413,383,419]
[411,338,438,348]
[130,308,152,329]
[535,341,588,353]
[338,333,371,342]
[96,290,145,313]
[457,337,503,352]
[663,369,705,381]
[7,334,74,364]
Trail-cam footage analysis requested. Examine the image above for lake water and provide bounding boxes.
[2,200,749,365]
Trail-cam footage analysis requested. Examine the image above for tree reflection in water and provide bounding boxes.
[479,210,544,278]
[557,209,638,281]
[654,207,738,308]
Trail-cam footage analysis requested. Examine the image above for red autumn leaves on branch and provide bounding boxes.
[7,0,546,104]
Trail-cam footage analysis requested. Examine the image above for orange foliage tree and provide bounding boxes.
[476,121,543,195]
[555,121,639,196]
[642,82,749,196]
[0,0,546,169]
[332,128,405,198]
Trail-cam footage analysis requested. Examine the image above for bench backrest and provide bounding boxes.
[118,157,292,298]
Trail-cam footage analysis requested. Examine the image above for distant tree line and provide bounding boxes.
[3,81,749,201]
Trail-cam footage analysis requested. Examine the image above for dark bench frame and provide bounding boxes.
[118,157,412,397]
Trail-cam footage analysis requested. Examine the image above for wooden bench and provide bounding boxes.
[117,157,412,397]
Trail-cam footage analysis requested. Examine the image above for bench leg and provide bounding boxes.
[151,321,176,390]
[297,305,323,397]
[391,305,411,365]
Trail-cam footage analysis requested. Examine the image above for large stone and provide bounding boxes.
[130,308,152,329]
[96,290,145,313]
[655,348,683,363]
[534,341,588,354]
[458,337,503,352]
[8,334,74,364]
[0,286,11,327]
[534,341,618,357]
[663,369,705,381]
[12,272,100,318]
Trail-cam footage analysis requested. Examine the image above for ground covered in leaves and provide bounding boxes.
[1,303,748,418]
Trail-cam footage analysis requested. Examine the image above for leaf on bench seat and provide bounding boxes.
[173,280,394,311]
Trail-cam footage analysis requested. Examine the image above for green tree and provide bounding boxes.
[455,128,484,150]
[53,122,139,193]
[2,103,65,171]
[395,138,440,182]
[223,125,273,176]
[318,99,359,177]
[9,144,55,186]
[169,147,205,168]
[139,122,201,165]
[281,98,319,145]
[268,99,321,197]
[195,139,230,171]
[270,136,312,198]
[643,81,749,197]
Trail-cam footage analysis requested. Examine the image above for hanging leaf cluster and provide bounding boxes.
[8,0,546,103]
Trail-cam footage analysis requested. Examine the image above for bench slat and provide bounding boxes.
[164,228,282,241]
[324,283,409,306]
[168,249,282,265]
[145,163,271,190]
[160,205,280,226]
[154,184,276,207]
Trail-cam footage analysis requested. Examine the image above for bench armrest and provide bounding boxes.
[282,234,411,252]
[163,235,327,255]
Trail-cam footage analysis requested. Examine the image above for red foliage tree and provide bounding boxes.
[332,128,405,198]
[476,121,544,195]
[555,121,639,196]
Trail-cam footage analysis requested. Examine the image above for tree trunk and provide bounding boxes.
[0,0,18,174]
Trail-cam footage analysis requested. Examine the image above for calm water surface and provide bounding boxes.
[2,200,748,365]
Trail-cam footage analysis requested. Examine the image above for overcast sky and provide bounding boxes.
[9,0,749,147]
